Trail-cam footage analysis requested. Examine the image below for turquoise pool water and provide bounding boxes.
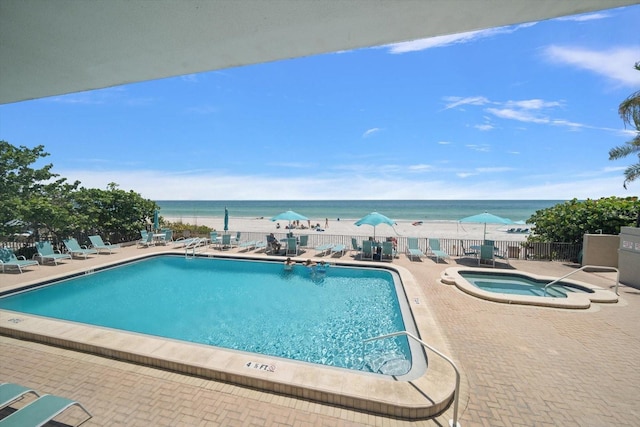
[459,271,593,298]
[0,256,412,374]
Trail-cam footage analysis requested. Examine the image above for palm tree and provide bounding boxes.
[609,62,640,189]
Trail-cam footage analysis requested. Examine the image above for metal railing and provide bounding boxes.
[544,265,620,296]
[363,331,461,427]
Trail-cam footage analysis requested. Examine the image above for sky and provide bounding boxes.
[1,5,639,201]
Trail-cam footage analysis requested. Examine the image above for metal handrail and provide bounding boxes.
[544,265,620,296]
[184,237,206,258]
[363,331,461,427]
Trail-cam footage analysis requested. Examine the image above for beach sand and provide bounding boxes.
[165,216,530,242]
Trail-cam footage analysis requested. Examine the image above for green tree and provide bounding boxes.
[71,183,158,243]
[609,62,640,190]
[527,197,640,244]
[0,141,79,239]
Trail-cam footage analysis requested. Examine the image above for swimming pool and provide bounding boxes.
[442,267,618,309]
[0,253,457,418]
[0,255,415,376]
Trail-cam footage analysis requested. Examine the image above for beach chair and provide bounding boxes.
[0,393,92,427]
[88,235,120,254]
[35,241,72,265]
[63,238,98,260]
[314,243,334,257]
[254,241,267,252]
[351,238,361,257]
[459,240,478,257]
[0,247,39,273]
[330,244,346,257]
[220,234,232,250]
[479,244,495,267]
[361,240,374,260]
[161,229,173,245]
[381,241,395,261]
[138,230,155,247]
[427,238,450,263]
[298,235,309,252]
[209,231,218,247]
[405,237,425,261]
[238,240,256,251]
[0,382,40,410]
[285,237,298,256]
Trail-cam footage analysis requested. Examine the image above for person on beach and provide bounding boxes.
[325,218,329,228]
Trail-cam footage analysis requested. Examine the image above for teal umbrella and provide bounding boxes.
[153,210,159,232]
[224,207,229,231]
[270,210,308,230]
[459,212,512,241]
[355,212,395,239]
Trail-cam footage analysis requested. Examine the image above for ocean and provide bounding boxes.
[155,200,563,222]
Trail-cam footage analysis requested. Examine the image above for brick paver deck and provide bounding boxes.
[1,243,638,426]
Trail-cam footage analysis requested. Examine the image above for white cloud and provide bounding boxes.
[386,23,536,53]
[443,96,490,110]
[437,141,452,145]
[363,128,381,138]
[555,12,610,22]
[57,167,634,201]
[486,107,549,124]
[465,144,490,152]
[543,45,640,87]
[475,124,494,131]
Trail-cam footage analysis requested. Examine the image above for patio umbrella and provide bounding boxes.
[459,212,512,241]
[153,210,159,232]
[224,207,229,232]
[270,210,309,230]
[355,212,395,239]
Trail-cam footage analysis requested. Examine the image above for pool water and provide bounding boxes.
[0,256,412,374]
[459,272,593,298]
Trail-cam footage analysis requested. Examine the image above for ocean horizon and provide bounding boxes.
[155,200,563,223]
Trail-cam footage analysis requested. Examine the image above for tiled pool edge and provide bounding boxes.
[0,253,457,419]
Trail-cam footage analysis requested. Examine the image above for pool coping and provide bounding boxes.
[0,252,457,419]
[440,267,618,309]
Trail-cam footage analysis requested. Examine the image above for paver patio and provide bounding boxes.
[1,243,638,426]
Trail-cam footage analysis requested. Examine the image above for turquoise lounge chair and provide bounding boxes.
[351,238,361,257]
[88,235,120,254]
[479,244,495,267]
[0,247,39,273]
[330,244,346,257]
[0,393,92,427]
[314,243,334,257]
[381,241,395,261]
[427,238,450,263]
[138,230,155,247]
[0,382,40,410]
[35,241,72,265]
[285,237,298,255]
[63,238,98,259]
[361,240,374,260]
[406,237,425,261]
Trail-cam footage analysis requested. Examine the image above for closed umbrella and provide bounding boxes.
[270,210,309,230]
[224,207,229,232]
[459,212,512,241]
[153,210,159,232]
[355,212,395,239]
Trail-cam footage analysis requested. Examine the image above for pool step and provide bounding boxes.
[365,352,411,376]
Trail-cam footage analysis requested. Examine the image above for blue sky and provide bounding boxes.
[1,5,639,201]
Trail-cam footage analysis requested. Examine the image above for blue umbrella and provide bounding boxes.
[271,210,308,230]
[355,212,395,239]
[459,212,512,241]
[153,210,159,232]
[224,207,229,231]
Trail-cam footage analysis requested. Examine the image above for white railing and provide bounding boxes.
[363,331,461,427]
[544,265,620,296]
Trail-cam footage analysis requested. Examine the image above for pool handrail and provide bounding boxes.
[543,265,620,296]
[363,330,461,427]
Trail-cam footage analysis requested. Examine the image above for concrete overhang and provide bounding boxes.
[1,0,638,105]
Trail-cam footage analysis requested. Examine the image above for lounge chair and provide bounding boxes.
[0,247,39,273]
[138,230,155,247]
[161,229,173,245]
[361,240,374,260]
[0,393,92,427]
[238,240,256,251]
[254,241,267,252]
[351,238,362,257]
[0,382,40,410]
[298,235,309,252]
[285,237,298,256]
[330,244,346,257]
[219,234,232,250]
[459,240,478,257]
[88,235,120,254]
[381,241,395,261]
[406,237,425,261]
[35,241,72,265]
[427,238,450,263]
[63,238,98,260]
[314,243,334,257]
[479,244,495,267]
[209,231,218,247]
